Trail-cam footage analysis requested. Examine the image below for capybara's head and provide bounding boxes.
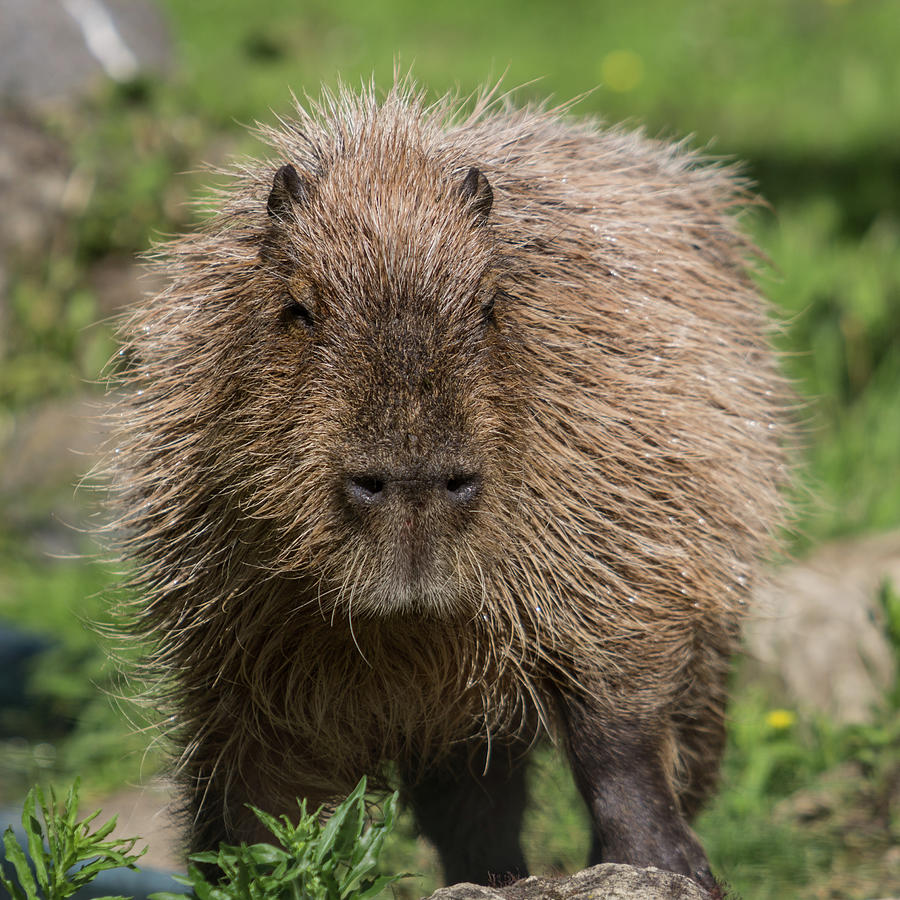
[123,116,533,623]
[258,152,526,617]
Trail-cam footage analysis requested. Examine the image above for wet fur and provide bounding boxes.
[107,80,790,890]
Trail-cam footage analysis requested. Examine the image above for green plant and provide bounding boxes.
[153,777,407,900]
[0,778,144,900]
[1,777,407,900]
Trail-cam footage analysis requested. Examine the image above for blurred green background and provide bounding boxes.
[1,0,898,897]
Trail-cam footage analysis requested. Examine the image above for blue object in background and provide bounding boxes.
[0,626,51,717]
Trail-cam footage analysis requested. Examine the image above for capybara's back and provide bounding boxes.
[110,81,790,894]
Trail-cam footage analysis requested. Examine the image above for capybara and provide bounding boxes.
[108,80,790,893]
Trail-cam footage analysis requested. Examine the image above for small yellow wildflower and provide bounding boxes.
[600,50,644,93]
[765,709,796,730]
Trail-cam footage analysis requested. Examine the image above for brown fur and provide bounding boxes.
[106,79,790,887]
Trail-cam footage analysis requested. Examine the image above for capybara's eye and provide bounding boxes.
[481,294,497,322]
[283,298,314,331]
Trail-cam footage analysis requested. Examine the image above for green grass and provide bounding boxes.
[158,0,900,156]
[0,780,145,900]
[756,197,900,545]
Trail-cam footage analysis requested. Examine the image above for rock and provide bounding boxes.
[426,887,502,900]
[424,864,712,899]
[745,531,900,723]
[0,0,170,107]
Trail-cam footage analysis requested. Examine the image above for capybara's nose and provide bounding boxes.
[344,470,482,509]
[345,473,386,507]
[443,472,481,505]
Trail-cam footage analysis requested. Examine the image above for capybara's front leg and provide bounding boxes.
[560,696,723,897]
[402,739,530,886]
[181,740,328,866]
[183,760,268,859]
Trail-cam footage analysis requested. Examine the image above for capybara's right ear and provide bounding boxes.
[267,163,312,220]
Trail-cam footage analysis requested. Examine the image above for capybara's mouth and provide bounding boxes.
[333,468,487,615]
[327,532,477,619]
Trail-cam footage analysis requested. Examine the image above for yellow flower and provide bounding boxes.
[766,709,796,730]
[600,51,644,93]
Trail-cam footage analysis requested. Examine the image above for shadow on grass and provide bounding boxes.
[748,146,900,236]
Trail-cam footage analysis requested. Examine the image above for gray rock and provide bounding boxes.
[0,0,170,106]
[745,531,900,723]
[424,864,711,899]
[426,887,503,900]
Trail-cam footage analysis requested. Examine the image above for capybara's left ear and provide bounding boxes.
[458,167,493,226]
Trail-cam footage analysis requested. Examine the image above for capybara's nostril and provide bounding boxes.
[445,473,481,505]
[346,474,385,506]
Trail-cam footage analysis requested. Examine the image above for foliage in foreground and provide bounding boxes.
[0,777,406,900]
[156,778,407,900]
[0,778,144,900]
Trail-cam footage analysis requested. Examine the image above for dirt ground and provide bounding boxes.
[96,778,182,871]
